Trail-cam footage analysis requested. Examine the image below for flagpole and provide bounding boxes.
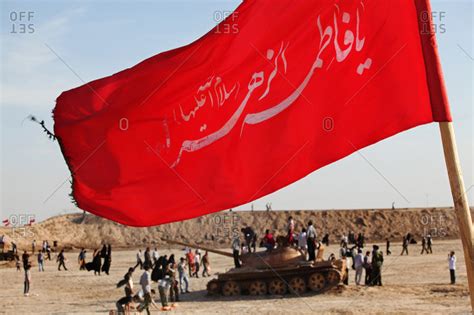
[439,121,474,311]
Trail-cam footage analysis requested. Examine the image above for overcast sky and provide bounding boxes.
[1,0,472,222]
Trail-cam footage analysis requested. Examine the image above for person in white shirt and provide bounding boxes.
[152,247,159,264]
[354,249,364,285]
[448,251,456,284]
[138,265,158,315]
[193,250,201,278]
[136,250,143,270]
[298,228,308,256]
[231,237,241,268]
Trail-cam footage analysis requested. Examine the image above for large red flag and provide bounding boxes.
[54,0,451,226]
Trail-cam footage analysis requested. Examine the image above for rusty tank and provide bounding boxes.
[164,238,347,296]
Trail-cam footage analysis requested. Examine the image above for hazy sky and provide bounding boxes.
[1,0,472,222]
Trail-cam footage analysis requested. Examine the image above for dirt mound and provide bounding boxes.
[0,207,469,250]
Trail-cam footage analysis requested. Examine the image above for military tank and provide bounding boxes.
[164,238,347,296]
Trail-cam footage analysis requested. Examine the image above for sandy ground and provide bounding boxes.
[0,239,470,315]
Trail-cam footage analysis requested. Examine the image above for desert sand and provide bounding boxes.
[0,208,472,314]
[0,239,470,314]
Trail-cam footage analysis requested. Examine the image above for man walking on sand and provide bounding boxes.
[448,251,456,284]
[57,249,68,271]
[37,251,44,272]
[401,236,409,255]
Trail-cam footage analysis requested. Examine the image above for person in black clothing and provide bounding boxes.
[22,251,29,271]
[427,235,433,254]
[322,234,329,247]
[92,249,102,275]
[401,236,409,255]
[116,267,135,313]
[161,255,168,271]
[144,247,152,267]
[168,254,175,266]
[420,237,428,255]
[241,227,257,253]
[57,249,68,271]
[102,244,112,275]
[386,238,391,255]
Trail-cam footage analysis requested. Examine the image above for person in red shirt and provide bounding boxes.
[186,250,195,277]
[262,229,276,251]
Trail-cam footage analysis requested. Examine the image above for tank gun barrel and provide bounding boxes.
[162,238,234,258]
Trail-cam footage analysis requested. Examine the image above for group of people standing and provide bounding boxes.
[117,246,208,313]
[82,244,112,275]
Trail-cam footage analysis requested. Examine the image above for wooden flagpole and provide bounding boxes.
[439,121,474,311]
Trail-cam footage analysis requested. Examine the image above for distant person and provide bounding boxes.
[167,262,180,304]
[136,249,143,270]
[401,236,409,255]
[427,234,433,254]
[78,248,86,270]
[307,221,317,261]
[32,240,36,254]
[100,244,107,261]
[354,249,364,285]
[420,237,428,255]
[363,251,372,285]
[262,229,276,251]
[322,233,329,247]
[287,216,295,244]
[15,255,21,271]
[357,233,365,248]
[231,236,241,268]
[370,245,383,286]
[158,274,173,311]
[241,226,257,253]
[448,251,456,284]
[386,238,391,256]
[116,267,134,313]
[152,247,159,264]
[186,250,195,276]
[192,250,201,278]
[22,250,29,271]
[202,251,211,277]
[342,255,349,285]
[24,262,31,296]
[37,251,44,272]
[90,249,102,275]
[102,244,111,275]
[57,249,68,271]
[144,247,152,268]
[178,257,190,293]
[298,228,308,255]
[139,264,158,315]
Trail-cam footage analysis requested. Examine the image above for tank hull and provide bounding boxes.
[207,259,347,296]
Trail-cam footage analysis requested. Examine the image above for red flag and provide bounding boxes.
[54,0,451,226]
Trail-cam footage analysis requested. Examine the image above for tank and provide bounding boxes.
[163,238,347,296]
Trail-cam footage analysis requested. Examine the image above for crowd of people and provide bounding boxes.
[115,246,211,313]
[2,219,458,312]
[230,217,456,288]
